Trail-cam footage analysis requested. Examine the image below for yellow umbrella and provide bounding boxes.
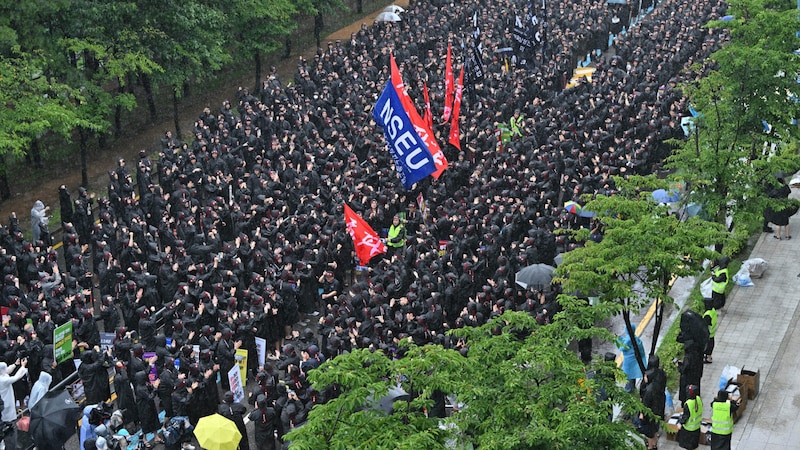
[193,414,242,450]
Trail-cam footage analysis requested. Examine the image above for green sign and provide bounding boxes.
[54,321,73,365]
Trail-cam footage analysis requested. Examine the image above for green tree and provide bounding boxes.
[312,0,349,50]
[229,0,315,95]
[135,0,232,137]
[288,310,644,449]
[0,52,79,199]
[555,176,730,370]
[667,0,800,253]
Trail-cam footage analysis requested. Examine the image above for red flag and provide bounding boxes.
[390,53,448,178]
[344,204,386,265]
[422,82,434,131]
[448,67,464,150]
[443,42,454,122]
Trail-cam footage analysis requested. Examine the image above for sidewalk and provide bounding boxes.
[658,191,800,449]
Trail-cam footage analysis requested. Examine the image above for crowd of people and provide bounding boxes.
[0,0,736,448]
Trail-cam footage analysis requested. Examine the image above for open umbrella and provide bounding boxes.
[383,5,405,13]
[366,385,411,414]
[515,264,555,290]
[29,389,82,450]
[563,201,581,215]
[375,11,402,22]
[194,414,242,450]
[651,189,681,203]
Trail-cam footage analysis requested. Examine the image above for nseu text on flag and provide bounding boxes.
[344,204,386,265]
[373,79,437,189]
[390,54,447,178]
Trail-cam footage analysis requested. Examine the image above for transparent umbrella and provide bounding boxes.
[375,11,402,22]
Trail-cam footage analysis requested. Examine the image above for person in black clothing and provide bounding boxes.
[133,370,162,448]
[247,394,279,450]
[78,348,113,405]
[110,361,137,428]
[218,391,249,450]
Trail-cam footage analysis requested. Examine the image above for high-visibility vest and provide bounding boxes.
[387,223,405,248]
[684,397,703,432]
[510,115,524,137]
[704,308,718,338]
[711,267,729,294]
[711,400,734,435]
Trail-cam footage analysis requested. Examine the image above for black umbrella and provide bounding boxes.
[515,264,555,290]
[29,389,82,450]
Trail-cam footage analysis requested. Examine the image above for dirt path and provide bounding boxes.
[1,0,405,235]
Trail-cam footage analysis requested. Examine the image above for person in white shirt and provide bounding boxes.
[0,359,28,450]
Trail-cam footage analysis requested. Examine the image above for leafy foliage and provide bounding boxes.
[555,175,730,368]
[667,0,800,250]
[288,310,644,449]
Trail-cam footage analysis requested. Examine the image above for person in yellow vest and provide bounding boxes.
[676,384,702,449]
[386,214,406,257]
[509,109,525,138]
[710,257,730,309]
[710,388,740,450]
[703,298,718,364]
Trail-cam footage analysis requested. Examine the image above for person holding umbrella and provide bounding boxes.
[0,359,27,450]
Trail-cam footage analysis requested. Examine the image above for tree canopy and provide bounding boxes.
[287,309,645,450]
[667,0,800,251]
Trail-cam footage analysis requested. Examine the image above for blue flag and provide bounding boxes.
[373,80,437,189]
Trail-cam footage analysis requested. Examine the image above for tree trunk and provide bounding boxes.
[650,298,664,357]
[314,13,324,49]
[30,138,43,169]
[254,50,262,95]
[622,307,647,376]
[114,82,125,138]
[284,36,292,59]
[173,88,183,141]
[356,0,363,13]
[141,73,157,123]
[79,127,89,187]
[0,156,11,201]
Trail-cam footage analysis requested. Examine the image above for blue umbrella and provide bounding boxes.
[686,203,703,218]
[652,189,681,203]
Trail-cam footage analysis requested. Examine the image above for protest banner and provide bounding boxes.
[236,348,248,387]
[54,321,73,365]
[228,364,245,403]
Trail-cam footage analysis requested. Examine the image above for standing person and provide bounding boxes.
[218,391,249,450]
[702,297,718,364]
[616,324,647,393]
[318,270,340,313]
[767,176,793,240]
[246,394,278,450]
[58,185,74,227]
[30,200,49,244]
[677,310,708,405]
[710,389,739,450]
[133,371,163,448]
[710,257,730,309]
[28,371,51,409]
[0,359,28,450]
[385,214,406,258]
[78,348,113,405]
[638,355,666,450]
[677,385,702,450]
